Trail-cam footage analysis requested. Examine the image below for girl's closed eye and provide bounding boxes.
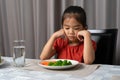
[74,27,80,30]
[65,27,70,30]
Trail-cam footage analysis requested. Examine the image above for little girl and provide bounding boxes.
[40,6,96,64]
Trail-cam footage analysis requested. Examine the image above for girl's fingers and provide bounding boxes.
[77,33,84,42]
[60,29,67,39]
[79,38,84,42]
[77,34,80,40]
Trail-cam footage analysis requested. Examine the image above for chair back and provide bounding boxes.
[88,29,118,64]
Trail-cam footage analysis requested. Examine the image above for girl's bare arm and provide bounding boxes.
[40,29,65,60]
[77,30,95,64]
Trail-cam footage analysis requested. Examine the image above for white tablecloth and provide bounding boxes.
[0,57,120,80]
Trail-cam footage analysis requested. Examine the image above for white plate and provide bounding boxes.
[0,59,5,66]
[38,59,79,69]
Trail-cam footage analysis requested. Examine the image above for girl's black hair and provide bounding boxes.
[62,6,87,28]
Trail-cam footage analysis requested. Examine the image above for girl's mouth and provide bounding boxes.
[68,36,76,40]
[68,36,74,38]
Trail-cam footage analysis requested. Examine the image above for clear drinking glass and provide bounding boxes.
[13,40,25,67]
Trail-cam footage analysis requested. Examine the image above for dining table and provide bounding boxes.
[0,56,120,80]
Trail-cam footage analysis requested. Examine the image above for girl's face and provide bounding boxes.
[63,17,84,42]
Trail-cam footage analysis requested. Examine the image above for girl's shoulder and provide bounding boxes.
[91,40,97,50]
[92,40,96,45]
[54,37,68,46]
[55,37,68,43]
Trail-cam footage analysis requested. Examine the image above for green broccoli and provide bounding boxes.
[48,60,72,66]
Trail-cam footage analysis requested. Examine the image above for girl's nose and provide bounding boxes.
[69,28,74,34]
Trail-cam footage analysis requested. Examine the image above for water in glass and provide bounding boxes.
[13,40,25,67]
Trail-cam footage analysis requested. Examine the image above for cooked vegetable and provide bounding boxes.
[41,61,49,66]
[41,60,72,66]
[49,60,72,66]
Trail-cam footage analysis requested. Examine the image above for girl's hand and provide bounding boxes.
[53,29,66,38]
[77,30,91,42]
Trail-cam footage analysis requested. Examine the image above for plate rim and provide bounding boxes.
[38,59,79,69]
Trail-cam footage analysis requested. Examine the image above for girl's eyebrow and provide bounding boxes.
[73,24,81,27]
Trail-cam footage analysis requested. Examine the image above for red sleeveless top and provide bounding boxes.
[53,38,96,62]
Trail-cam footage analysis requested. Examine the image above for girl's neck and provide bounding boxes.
[68,40,80,46]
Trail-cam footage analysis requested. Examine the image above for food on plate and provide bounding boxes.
[41,61,55,66]
[41,60,72,66]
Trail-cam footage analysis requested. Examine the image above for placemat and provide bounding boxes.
[22,59,100,77]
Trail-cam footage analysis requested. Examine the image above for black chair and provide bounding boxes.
[88,29,118,64]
